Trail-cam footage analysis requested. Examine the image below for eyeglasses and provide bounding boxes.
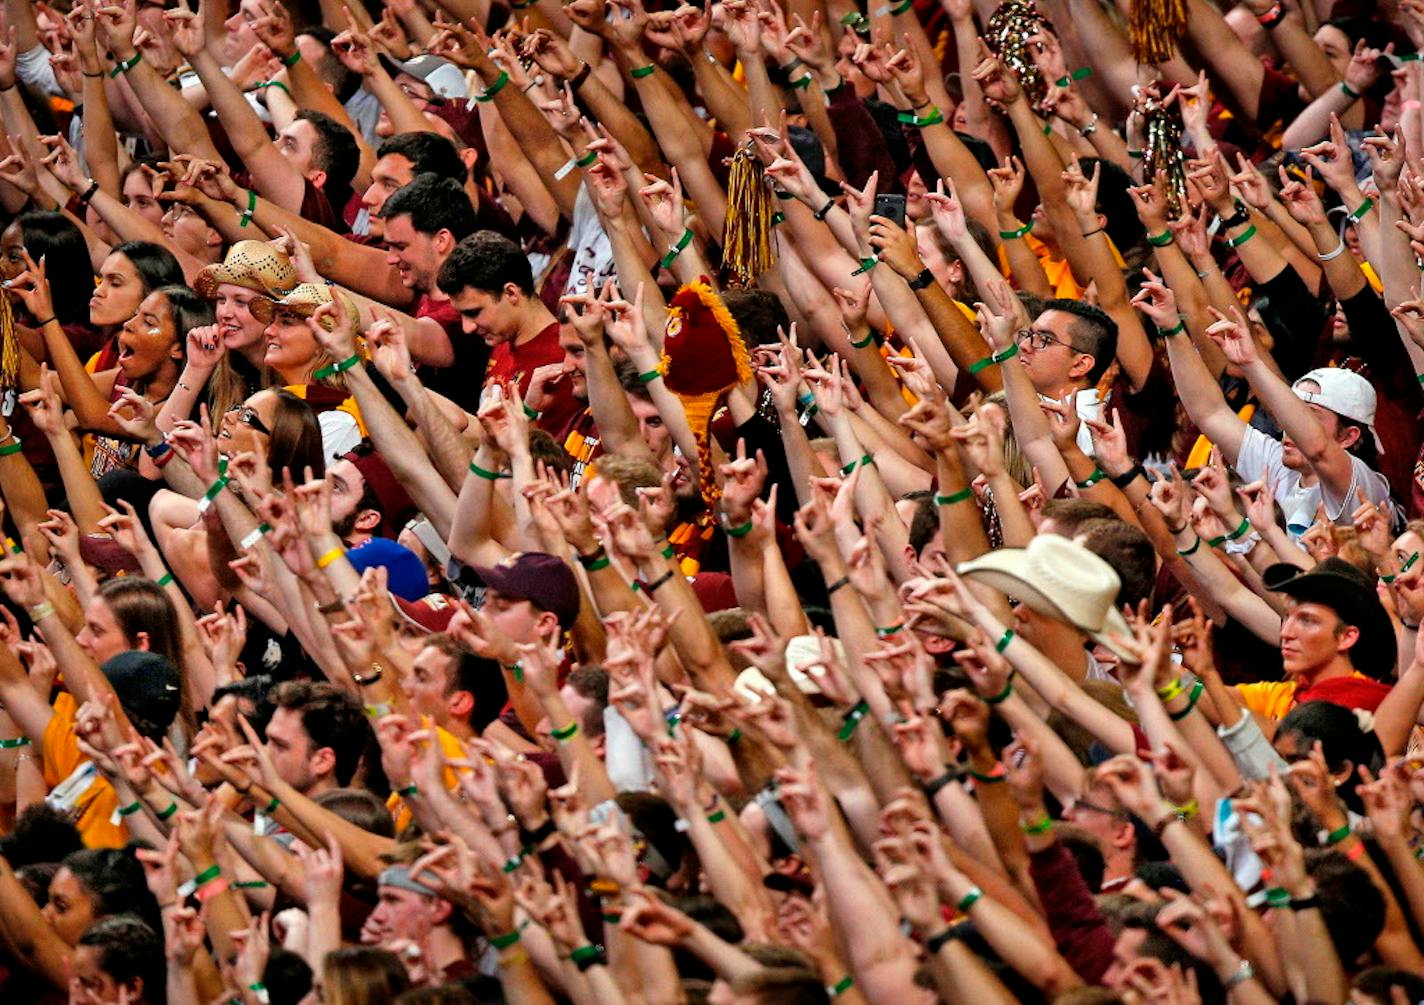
[1069,797,1128,820]
[1014,327,1079,353]
[228,404,270,437]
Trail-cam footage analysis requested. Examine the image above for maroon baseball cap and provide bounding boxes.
[394,593,458,634]
[342,448,417,539]
[471,552,580,629]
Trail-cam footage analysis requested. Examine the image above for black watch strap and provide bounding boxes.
[922,768,960,800]
[1110,464,1144,489]
[906,267,935,291]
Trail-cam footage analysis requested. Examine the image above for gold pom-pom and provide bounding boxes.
[1127,0,1187,64]
[1142,97,1189,218]
[985,1,1053,108]
[721,143,777,287]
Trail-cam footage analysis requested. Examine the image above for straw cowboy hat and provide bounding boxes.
[193,240,298,301]
[957,534,1134,659]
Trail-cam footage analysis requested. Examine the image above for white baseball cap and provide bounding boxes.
[1292,367,1383,453]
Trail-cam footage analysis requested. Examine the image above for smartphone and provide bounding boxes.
[873,193,907,228]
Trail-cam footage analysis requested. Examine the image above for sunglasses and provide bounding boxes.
[228,404,270,437]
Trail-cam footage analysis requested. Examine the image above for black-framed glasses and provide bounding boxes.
[1014,327,1079,353]
[1069,797,1128,820]
[229,404,270,437]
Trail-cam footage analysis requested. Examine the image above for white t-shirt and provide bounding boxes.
[1038,387,1102,457]
[562,184,617,298]
[1234,424,1398,537]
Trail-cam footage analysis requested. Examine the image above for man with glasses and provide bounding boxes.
[1010,299,1119,457]
[1061,781,1140,892]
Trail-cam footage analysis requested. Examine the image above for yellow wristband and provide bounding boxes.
[315,546,345,570]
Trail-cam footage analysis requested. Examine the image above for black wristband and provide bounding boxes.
[925,927,955,954]
[1288,893,1321,912]
[826,575,851,595]
[1110,464,1144,489]
[1218,202,1251,231]
[922,768,960,800]
[813,198,835,220]
[906,267,935,291]
[76,179,100,207]
[568,62,592,91]
[519,817,557,848]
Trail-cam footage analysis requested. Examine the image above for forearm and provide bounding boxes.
[348,367,460,533]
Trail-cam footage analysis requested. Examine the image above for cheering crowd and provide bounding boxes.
[0,0,1422,1000]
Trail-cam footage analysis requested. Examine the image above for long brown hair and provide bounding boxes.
[97,578,181,668]
[323,947,411,1005]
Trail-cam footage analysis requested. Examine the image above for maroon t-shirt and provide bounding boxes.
[416,293,488,413]
[485,321,579,434]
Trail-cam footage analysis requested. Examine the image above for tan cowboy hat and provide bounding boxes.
[193,240,298,301]
[248,283,360,332]
[957,535,1134,659]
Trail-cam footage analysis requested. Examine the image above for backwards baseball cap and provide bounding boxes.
[377,53,469,101]
[102,651,181,742]
[1263,557,1396,680]
[471,552,580,630]
[1292,367,1382,453]
[378,864,440,897]
[346,537,429,602]
[343,447,417,539]
[395,593,458,634]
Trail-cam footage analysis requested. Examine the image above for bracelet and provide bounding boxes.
[189,864,222,890]
[1226,515,1252,540]
[521,818,557,847]
[351,662,384,687]
[1340,80,1360,99]
[1176,535,1202,557]
[577,547,610,571]
[81,69,104,78]
[397,783,419,797]
[1156,677,1187,701]
[788,73,814,90]
[1170,797,1199,820]
[1227,224,1258,248]
[895,105,943,127]
[1324,822,1351,845]
[312,353,361,380]
[645,569,677,593]
[469,461,512,480]
[1218,202,1251,230]
[1055,66,1093,87]
[1075,467,1106,489]
[261,796,280,815]
[826,975,855,998]
[0,737,30,748]
[1169,678,1204,720]
[157,801,179,821]
[850,330,878,348]
[851,256,877,275]
[196,876,230,903]
[1019,814,1053,835]
[984,671,1016,704]
[474,70,509,101]
[315,546,345,570]
[706,808,726,823]
[569,943,607,971]
[1288,893,1322,911]
[239,523,272,550]
[115,800,144,818]
[995,627,1015,653]
[1317,239,1348,261]
[999,221,1032,240]
[906,267,935,291]
[935,487,974,506]
[30,315,55,329]
[195,474,230,515]
[955,886,984,912]
[875,621,905,637]
[281,49,302,67]
[636,368,663,384]
[826,575,851,595]
[550,721,579,742]
[813,198,835,221]
[922,768,959,799]
[26,601,55,622]
[659,228,694,271]
[248,983,270,1005]
[110,51,142,78]
[781,56,805,73]
[630,63,657,79]
[991,343,1019,364]
[1079,112,1100,137]
[238,188,257,228]
[0,439,22,457]
[840,453,874,475]
[490,930,522,950]
[1222,959,1256,991]
[1348,196,1375,221]
[1160,317,1187,337]
[257,80,291,98]
[838,699,870,741]
[1264,886,1291,908]
[1081,226,1105,238]
[1146,229,1174,247]
[1111,464,1144,489]
[968,763,1006,784]
[569,62,592,91]
[925,927,955,954]
[968,353,997,374]
[724,519,754,538]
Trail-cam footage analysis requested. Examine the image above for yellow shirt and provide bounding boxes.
[42,693,127,848]
[386,723,466,833]
[1235,671,1378,721]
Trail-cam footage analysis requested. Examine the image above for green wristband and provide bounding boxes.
[637,368,663,384]
[0,439,22,457]
[630,63,657,79]
[1227,224,1258,248]
[469,461,512,480]
[1146,229,1174,247]
[475,71,509,101]
[281,49,301,67]
[838,699,869,741]
[935,487,973,506]
[998,222,1032,240]
[312,353,360,380]
[110,51,142,78]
